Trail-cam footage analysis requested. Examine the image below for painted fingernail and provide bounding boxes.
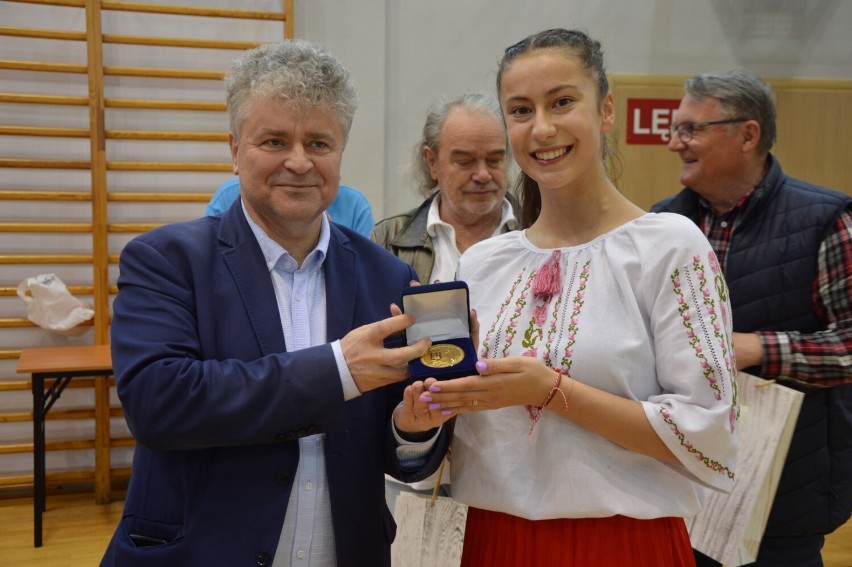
[418,394,432,403]
[476,361,487,372]
[428,403,440,410]
[428,384,442,392]
[441,409,453,416]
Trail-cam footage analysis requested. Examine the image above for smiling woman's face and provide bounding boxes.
[499,48,613,193]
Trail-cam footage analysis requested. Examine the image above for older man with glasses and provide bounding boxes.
[653,68,852,567]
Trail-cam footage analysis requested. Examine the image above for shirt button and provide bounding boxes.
[295,295,302,301]
[305,481,313,491]
[720,221,728,228]
[296,550,305,558]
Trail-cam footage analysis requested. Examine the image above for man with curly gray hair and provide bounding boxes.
[102,40,450,567]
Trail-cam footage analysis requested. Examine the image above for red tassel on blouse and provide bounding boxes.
[532,250,562,299]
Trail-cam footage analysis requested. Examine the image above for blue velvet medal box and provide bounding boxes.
[402,281,477,381]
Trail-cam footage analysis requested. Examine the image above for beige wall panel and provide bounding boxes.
[773,87,852,194]
[611,78,684,211]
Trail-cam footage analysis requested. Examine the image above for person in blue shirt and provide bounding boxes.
[206,176,375,237]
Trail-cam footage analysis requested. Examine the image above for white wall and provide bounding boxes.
[295,0,388,214]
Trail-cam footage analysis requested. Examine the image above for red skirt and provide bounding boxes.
[460,507,696,567]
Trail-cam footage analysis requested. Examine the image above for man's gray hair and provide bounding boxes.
[411,93,505,198]
[225,40,358,142]
[684,68,777,155]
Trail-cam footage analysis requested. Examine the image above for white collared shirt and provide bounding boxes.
[426,194,517,284]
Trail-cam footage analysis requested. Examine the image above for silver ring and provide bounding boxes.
[471,399,478,407]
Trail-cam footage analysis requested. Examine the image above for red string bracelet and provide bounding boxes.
[525,368,570,435]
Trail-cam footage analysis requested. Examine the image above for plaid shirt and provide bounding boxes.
[699,195,852,387]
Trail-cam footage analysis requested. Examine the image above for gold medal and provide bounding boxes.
[420,343,465,369]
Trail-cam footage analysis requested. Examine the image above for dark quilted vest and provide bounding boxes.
[654,154,852,538]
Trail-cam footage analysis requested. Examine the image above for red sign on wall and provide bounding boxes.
[626,98,681,145]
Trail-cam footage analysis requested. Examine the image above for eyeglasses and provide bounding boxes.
[670,118,749,143]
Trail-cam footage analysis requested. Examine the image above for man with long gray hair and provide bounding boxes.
[102,40,450,567]
[372,93,518,284]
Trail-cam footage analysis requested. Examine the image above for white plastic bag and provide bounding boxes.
[16,273,94,335]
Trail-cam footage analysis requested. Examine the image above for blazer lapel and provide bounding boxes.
[219,204,286,356]
[324,226,356,342]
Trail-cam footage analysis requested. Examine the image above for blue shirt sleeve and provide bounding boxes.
[351,202,375,237]
[206,177,241,216]
[327,185,375,237]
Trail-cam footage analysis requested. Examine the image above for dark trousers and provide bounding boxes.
[694,535,825,567]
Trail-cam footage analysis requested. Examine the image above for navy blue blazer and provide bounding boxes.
[101,202,449,567]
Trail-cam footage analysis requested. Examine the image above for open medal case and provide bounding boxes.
[401,280,477,381]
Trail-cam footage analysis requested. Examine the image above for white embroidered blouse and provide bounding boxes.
[452,212,738,521]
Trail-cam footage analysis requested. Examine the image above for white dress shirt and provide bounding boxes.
[426,194,517,284]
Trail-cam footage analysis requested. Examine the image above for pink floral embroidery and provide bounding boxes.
[478,268,535,359]
[481,257,591,378]
[533,304,548,326]
[556,261,590,372]
[709,253,735,404]
[672,265,724,401]
[708,250,720,275]
[667,255,738,474]
[660,407,735,480]
[521,297,547,355]
[481,269,526,358]
[543,292,563,366]
[503,275,534,357]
